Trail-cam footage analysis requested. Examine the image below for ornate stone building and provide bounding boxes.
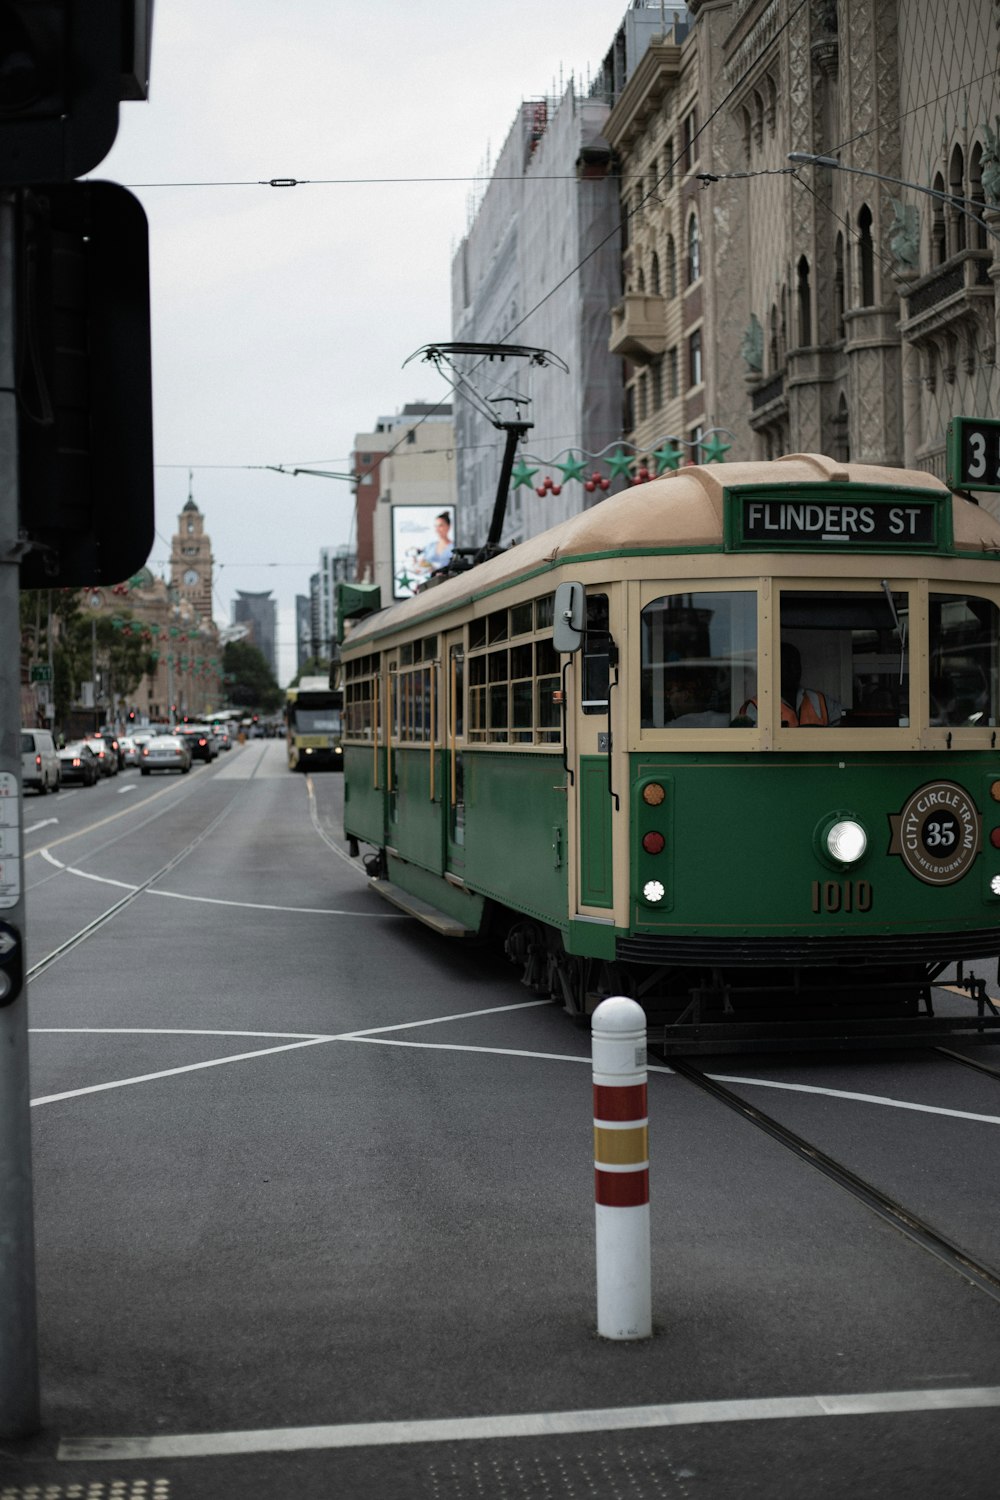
[604,0,1000,510]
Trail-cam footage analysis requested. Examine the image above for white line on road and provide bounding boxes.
[117,784,137,794]
[24,817,59,833]
[57,1385,1000,1461]
[29,1037,334,1107]
[146,888,403,916]
[39,847,401,913]
[41,849,136,889]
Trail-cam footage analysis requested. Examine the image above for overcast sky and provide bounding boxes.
[99,0,640,684]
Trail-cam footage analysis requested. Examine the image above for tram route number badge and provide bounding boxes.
[888,780,981,885]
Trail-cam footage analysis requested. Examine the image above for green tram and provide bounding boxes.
[339,454,1000,1049]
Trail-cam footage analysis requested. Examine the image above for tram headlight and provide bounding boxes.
[826,819,867,864]
[991,875,1000,897]
[642,880,666,904]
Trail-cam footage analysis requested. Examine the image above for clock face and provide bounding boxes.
[183,569,199,585]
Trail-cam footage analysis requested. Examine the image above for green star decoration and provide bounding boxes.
[395,570,415,593]
[553,451,589,484]
[701,431,732,463]
[653,442,684,472]
[605,446,636,480]
[511,460,539,490]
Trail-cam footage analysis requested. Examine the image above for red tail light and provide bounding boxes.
[35,754,41,769]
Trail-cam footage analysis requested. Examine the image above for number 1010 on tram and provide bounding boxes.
[338,453,1000,1053]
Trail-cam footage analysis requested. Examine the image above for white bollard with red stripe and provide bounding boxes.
[592,995,651,1340]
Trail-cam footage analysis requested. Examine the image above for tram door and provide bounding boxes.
[558,585,615,918]
[443,636,466,881]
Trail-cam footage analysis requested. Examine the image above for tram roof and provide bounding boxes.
[343,453,1000,647]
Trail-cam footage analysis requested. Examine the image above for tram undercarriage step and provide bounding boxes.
[368,877,475,937]
[649,1013,1000,1055]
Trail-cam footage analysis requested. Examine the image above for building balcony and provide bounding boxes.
[609,294,667,361]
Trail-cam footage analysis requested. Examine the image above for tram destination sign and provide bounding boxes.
[725,486,945,553]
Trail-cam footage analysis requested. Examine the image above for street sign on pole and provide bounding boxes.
[29,664,52,684]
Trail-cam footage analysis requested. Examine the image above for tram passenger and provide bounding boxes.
[739,642,843,726]
[665,667,729,727]
[930,676,958,725]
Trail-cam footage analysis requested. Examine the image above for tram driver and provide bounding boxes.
[664,666,729,727]
[739,641,843,726]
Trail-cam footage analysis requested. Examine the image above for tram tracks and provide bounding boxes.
[655,1050,1000,1305]
[27,763,261,982]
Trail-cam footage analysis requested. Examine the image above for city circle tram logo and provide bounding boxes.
[888,781,981,885]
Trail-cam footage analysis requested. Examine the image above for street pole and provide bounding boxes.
[0,190,41,1436]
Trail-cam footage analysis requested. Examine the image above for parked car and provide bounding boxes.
[58,741,99,787]
[21,728,60,793]
[175,724,218,762]
[83,736,117,777]
[139,736,192,775]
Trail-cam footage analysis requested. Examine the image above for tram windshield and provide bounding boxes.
[641,591,757,727]
[292,706,342,734]
[780,589,909,727]
[928,593,999,726]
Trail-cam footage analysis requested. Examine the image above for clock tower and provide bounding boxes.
[170,478,214,620]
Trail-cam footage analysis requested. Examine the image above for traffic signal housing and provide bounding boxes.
[17,181,154,588]
[0,0,124,184]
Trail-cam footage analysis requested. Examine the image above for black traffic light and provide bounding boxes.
[0,0,124,184]
[17,180,154,587]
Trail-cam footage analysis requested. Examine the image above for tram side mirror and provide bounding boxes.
[553,581,585,654]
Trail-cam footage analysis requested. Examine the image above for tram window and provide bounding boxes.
[511,644,533,742]
[511,603,533,637]
[536,638,561,742]
[641,591,756,728]
[468,655,487,740]
[469,618,486,650]
[582,594,611,716]
[450,649,465,740]
[780,589,909,726]
[487,609,509,644]
[467,602,567,745]
[929,594,999,726]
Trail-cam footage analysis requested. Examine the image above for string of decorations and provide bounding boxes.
[511,429,734,496]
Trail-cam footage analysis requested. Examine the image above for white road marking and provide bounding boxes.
[117,784,137,794]
[31,1027,328,1038]
[28,1011,1000,1126]
[39,848,402,914]
[40,850,136,889]
[710,1072,1000,1127]
[24,817,59,834]
[146,889,402,916]
[57,1385,1000,1461]
[29,1037,333,1107]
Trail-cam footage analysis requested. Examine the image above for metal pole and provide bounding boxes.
[592,996,652,1340]
[0,190,41,1435]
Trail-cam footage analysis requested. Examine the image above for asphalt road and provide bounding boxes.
[4,738,1000,1499]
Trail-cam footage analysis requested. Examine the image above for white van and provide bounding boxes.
[21,728,61,794]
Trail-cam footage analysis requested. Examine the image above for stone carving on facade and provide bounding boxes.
[889,199,920,270]
[741,314,764,370]
[981,119,1000,207]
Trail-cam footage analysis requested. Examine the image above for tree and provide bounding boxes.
[222,641,283,713]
